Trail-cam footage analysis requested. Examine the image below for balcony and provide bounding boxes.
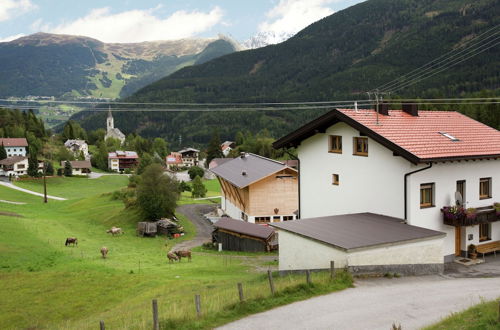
[442,204,500,227]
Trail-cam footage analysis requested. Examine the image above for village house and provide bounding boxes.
[0,138,28,157]
[210,153,299,224]
[108,151,139,172]
[178,148,200,167]
[64,139,89,159]
[165,152,183,170]
[60,160,92,176]
[0,156,28,177]
[272,106,500,273]
[221,141,236,157]
[105,108,125,144]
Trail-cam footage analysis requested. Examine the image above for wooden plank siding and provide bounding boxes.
[216,229,270,252]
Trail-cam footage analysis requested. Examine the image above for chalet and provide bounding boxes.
[165,152,183,170]
[60,160,92,175]
[211,153,298,224]
[0,138,28,157]
[0,156,28,177]
[178,148,200,167]
[108,151,139,172]
[221,141,236,157]
[64,139,89,159]
[213,218,278,252]
[273,106,500,272]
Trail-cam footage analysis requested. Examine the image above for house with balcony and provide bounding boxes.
[0,156,29,177]
[0,138,28,157]
[108,151,139,172]
[210,153,298,224]
[272,105,500,272]
[64,139,89,159]
[178,148,200,167]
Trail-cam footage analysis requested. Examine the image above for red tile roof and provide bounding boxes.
[274,108,500,163]
[0,138,28,147]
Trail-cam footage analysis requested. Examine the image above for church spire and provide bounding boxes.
[107,106,114,132]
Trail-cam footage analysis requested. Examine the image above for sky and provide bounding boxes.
[0,0,365,43]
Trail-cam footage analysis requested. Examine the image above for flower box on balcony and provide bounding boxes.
[442,205,498,227]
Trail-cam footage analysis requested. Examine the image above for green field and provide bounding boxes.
[0,177,351,329]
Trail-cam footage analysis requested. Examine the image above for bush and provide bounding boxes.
[191,176,207,198]
[179,181,191,192]
[56,168,63,176]
[188,166,205,180]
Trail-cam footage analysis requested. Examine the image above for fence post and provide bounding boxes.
[237,283,245,302]
[195,294,202,318]
[99,320,105,330]
[152,299,159,330]
[306,270,312,285]
[267,270,276,295]
[330,261,335,279]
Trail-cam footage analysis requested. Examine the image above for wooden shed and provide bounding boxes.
[136,222,158,237]
[213,218,277,252]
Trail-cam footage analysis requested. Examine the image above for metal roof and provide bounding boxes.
[214,218,275,240]
[210,153,296,188]
[271,213,445,251]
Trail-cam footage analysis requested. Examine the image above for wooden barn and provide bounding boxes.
[213,218,277,252]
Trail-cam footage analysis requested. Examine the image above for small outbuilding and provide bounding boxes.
[271,213,446,275]
[213,218,277,252]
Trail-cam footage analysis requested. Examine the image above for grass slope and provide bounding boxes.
[0,177,351,329]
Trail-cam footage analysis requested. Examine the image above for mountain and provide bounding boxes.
[73,0,500,148]
[243,31,295,49]
[0,32,238,99]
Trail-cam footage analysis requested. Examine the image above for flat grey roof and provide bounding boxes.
[271,213,445,251]
[210,153,296,188]
[214,218,275,240]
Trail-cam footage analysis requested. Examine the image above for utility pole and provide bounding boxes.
[43,165,48,203]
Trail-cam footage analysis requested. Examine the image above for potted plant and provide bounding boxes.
[468,244,477,260]
[494,203,500,218]
[466,208,477,220]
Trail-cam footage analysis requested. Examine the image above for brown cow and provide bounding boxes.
[106,227,124,236]
[100,246,109,259]
[65,237,78,246]
[167,251,179,263]
[174,250,192,262]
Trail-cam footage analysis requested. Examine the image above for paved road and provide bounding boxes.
[218,275,500,330]
[0,180,66,200]
[172,204,216,251]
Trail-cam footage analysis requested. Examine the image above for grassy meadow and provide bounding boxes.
[0,176,352,329]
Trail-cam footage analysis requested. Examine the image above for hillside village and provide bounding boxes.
[1,0,500,329]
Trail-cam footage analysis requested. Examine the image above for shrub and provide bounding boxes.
[188,166,205,180]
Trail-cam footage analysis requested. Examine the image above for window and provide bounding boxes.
[479,223,491,242]
[273,216,281,222]
[241,212,248,222]
[255,217,271,224]
[420,183,434,208]
[353,137,368,156]
[17,164,25,169]
[283,216,294,221]
[332,174,339,185]
[328,135,342,153]
[479,178,491,199]
[456,180,466,204]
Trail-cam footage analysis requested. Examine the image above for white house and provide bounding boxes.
[221,141,236,157]
[108,151,138,172]
[0,138,28,157]
[0,156,29,177]
[60,160,92,176]
[273,106,500,266]
[64,140,89,159]
[178,148,200,167]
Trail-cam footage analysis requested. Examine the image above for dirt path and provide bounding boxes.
[218,275,500,330]
[172,204,216,251]
[0,181,66,200]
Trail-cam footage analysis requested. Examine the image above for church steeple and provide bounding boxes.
[107,106,114,132]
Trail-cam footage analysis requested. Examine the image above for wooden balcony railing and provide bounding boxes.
[442,205,499,227]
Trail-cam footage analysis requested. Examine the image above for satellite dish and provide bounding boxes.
[455,191,463,206]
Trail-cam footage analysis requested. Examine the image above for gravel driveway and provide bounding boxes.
[218,275,500,330]
[172,204,216,251]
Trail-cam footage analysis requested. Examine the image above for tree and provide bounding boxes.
[45,161,54,176]
[137,152,153,175]
[205,130,223,167]
[152,137,168,159]
[0,143,6,160]
[78,150,85,161]
[136,164,179,220]
[191,176,207,198]
[64,161,73,176]
[92,141,108,171]
[27,147,39,177]
[179,181,191,192]
[187,166,204,180]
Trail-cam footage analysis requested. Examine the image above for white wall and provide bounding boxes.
[6,146,27,157]
[223,198,244,220]
[278,229,444,271]
[298,122,412,219]
[408,159,500,256]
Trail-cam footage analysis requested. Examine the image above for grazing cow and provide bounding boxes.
[106,227,124,236]
[65,237,78,246]
[100,246,109,259]
[167,251,179,263]
[174,250,192,262]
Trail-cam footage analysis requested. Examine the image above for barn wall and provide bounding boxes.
[218,230,267,252]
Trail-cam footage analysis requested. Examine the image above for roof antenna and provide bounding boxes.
[354,101,358,112]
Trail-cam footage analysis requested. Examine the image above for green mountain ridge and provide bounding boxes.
[74,0,499,148]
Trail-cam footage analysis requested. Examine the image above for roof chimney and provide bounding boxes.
[402,103,418,116]
[242,171,247,176]
[378,103,389,116]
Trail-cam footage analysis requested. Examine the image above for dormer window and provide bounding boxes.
[439,132,459,142]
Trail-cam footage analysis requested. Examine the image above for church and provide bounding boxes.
[105,108,125,143]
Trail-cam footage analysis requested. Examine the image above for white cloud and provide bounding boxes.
[0,0,36,22]
[259,0,336,35]
[0,33,25,42]
[42,6,224,43]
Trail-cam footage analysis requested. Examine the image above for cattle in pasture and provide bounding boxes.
[106,227,124,236]
[65,237,78,246]
[174,250,192,262]
[100,246,109,259]
[167,251,179,263]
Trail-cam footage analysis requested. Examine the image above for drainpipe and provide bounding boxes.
[404,162,433,221]
[284,149,300,219]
